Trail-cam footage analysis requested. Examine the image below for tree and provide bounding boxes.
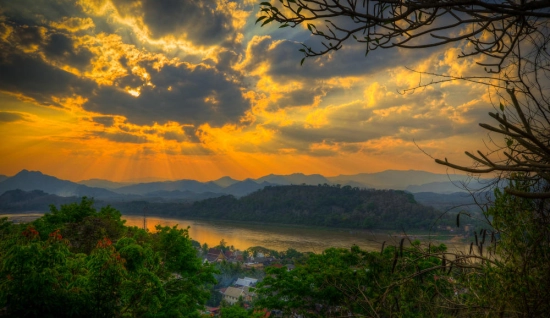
[256,245,453,317]
[242,249,250,262]
[258,1,550,191]
[0,202,217,317]
[257,1,550,316]
[258,0,550,71]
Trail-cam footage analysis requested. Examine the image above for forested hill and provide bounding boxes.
[160,185,449,230]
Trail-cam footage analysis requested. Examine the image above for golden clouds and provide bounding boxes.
[50,17,95,32]
[364,82,388,107]
[197,123,276,154]
[0,0,498,181]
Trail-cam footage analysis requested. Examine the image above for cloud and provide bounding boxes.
[0,111,27,122]
[240,35,446,81]
[95,131,149,143]
[50,17,95,32]
[0,0,82,24]
[110,0,238,47]
[0,0,495,176]
[84,62,251,126]
[0,52,96,105]
[43,33,93,70]
[92,116,115,127]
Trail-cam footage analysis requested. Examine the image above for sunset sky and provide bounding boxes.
[0,0,496,182]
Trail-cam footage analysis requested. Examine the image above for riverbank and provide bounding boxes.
[1,212,468,253]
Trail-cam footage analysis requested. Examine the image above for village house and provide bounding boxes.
[223,286,245,305]
[204,248,229,263]
[243,262,263,269]
[235,277,258,287]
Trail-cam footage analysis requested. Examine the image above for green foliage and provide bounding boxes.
[459,179,550,316]
[254,176,550,316]
[256,244,458,317]
[219,305,266,318]
[0,199,216,317]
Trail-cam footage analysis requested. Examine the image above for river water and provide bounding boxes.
[1,213,465,253]
[123,215,465,253]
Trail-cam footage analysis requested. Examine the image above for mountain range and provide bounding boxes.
[0,169,493,202]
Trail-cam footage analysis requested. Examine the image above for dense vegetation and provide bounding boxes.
[124,185,451,231]
[0,189,78,212]
[1,181,547,317]
[1,185,453,231]
[0,198,216,317]
[253,181,550,317]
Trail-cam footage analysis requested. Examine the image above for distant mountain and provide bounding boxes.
[171,185,451,230]
[0,170,121,198]
[327,170,487,191]
[78,179,134,189]
[406,179,494,193]
[0,175,8,183]
[0,169,495,199]
[413,191,493,214]
[255,173,331,185]
[113,179,225,195]
[211,176,240,188]
[142,190,223,201]
[223,180,278,197]
[0,189,80,212]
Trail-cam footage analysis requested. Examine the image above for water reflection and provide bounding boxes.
[123,216,463,253]
[0,213,465,253]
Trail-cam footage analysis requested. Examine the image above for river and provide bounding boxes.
[1,213,466,253]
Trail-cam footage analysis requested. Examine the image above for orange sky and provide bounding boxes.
[0,0,498,182]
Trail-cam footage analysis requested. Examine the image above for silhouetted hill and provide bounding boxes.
[142,190,223,201]
[406,179,493,193]
[0,169,494,200]
[255,173,331,185]
[327,170,488,192]
[0,170,121,198]
[222,180,278,197]
[114,179,224,195]
[78,179,133,189]
[0,189,80,212]
[130,185,450,230]
[413,191,493,214]
[211,176,240,187]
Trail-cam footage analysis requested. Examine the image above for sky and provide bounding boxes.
[0,0,498,182]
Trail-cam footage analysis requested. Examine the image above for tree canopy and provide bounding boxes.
[0,198,216,317]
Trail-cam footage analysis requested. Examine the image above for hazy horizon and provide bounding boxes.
[1,1,489,183]
[0,167,475,184]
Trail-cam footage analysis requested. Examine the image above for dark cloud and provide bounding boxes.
[182,126,200,143]
[92,116,115,127]
[0,0,79,25]
[84,62,250,126]
[44,33,93,70]
[277,124,380,145]
[0,112,27,122]
[0,19,95,103]
[10,25,44,50]
[143,128,158,134]
[0,52,96,105]
[111,0,235,46]
[162,131,186,142]
[95,131,149,144]
[243,36,446,80]
[308,147,338,157]
[270,86,326,110]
